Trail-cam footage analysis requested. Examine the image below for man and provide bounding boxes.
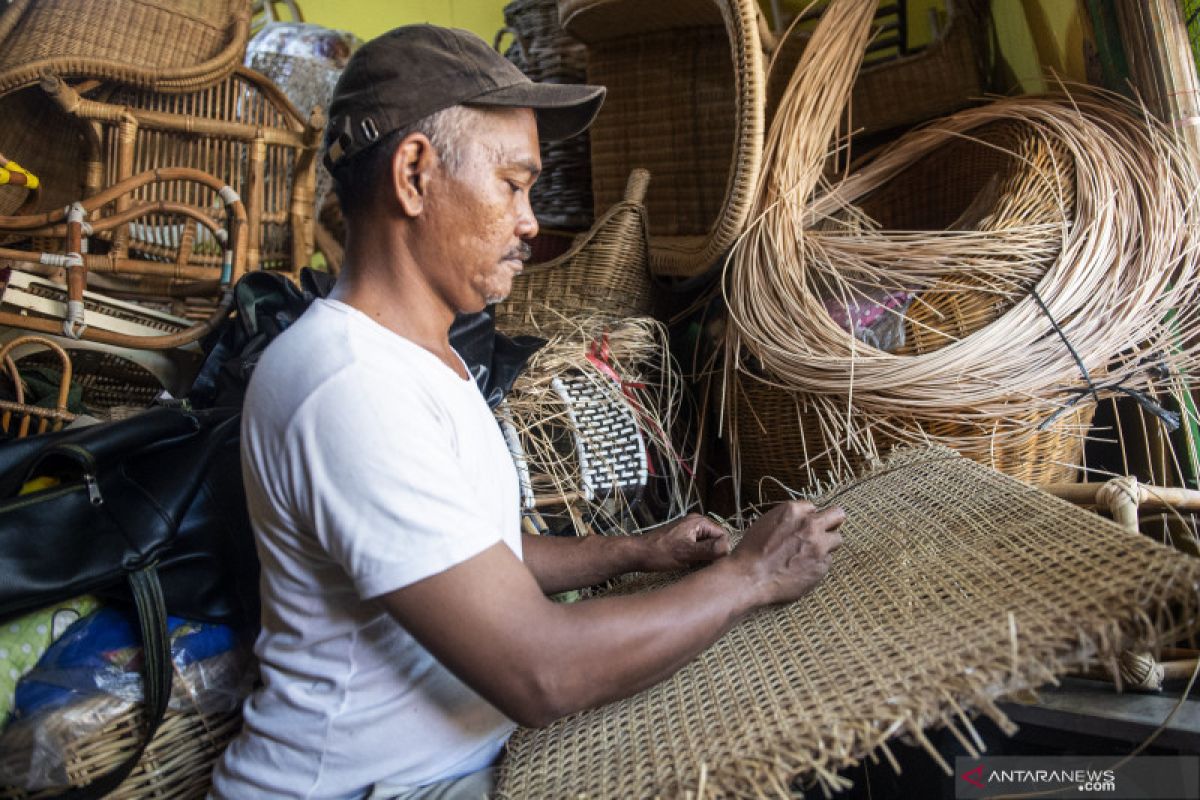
[212,24,845,800]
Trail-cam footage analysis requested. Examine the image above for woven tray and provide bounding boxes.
[0,0,250,97]
[495,169,652,337]
[560,0,766,277]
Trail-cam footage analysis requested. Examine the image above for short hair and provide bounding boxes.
[329,104,477,218]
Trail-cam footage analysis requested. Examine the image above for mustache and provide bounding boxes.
[504,242,533,263]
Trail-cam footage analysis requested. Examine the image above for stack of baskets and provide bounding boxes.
[734,120,1089,499]
[498,0,594,230]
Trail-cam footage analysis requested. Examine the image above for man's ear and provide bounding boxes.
[390,133,436,217]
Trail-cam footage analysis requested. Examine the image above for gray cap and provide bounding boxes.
[324,24,605,171]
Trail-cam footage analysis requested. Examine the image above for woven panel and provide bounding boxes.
[497,447,1200,798]
[587,26,733,237]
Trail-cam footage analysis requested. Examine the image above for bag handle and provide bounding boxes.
[50,565,172,800]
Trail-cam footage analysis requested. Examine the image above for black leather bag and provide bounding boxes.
[0,406,256,799]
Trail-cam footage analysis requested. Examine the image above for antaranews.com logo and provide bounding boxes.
[955,756,1198,799]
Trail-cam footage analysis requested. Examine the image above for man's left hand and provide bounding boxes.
[636,513,731,572]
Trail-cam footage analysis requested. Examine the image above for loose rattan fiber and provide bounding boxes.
[496,447,1200,799]
[561,0,765,278]
[765,0,986,135]
[0,0,250,97]
[735,120,1087,495]
[494,169,652,337]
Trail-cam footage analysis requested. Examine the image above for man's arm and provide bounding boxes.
[521,513,731,594]
[378,501,843,728]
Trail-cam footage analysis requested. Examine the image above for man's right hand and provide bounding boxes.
[729,501,846,606]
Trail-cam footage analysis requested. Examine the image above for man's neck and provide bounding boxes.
[333,229,464,376]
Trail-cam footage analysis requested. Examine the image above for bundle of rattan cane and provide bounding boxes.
[503,315,692,532]
[723,0,1200,491]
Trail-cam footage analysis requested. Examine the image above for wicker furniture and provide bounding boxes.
[0,0,250,97]
[498,0,594,230]
[494,169,652,337]
[0,168,245,350]
[559,0,766,278]
[37,67,321,279]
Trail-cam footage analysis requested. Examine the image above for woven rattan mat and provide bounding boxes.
[496,448,1200,798]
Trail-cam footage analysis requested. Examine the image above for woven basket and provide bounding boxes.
[0,0,250,97]
[495,169,652,337]
[765,0,987,135]
[560,0,765,278]
[0,698,241,799]
[734,120,1091,496]
[32,66,321,279]
[499,0,593,229]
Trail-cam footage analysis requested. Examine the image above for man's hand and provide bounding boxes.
[729,500,845,606]
[636,513,731,572]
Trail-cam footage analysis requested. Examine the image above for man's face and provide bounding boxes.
[420,107,541,314]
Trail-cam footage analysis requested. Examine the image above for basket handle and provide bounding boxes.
[493,25,530,65]
[623,168,650,204]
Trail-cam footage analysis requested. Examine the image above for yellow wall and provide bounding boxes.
[299,0,506,45]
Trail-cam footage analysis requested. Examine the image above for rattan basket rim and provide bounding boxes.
[0,0,251,96]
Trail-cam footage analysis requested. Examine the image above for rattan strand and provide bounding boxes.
[497,447,1200,798]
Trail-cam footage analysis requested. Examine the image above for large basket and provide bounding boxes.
[733,120,1090,497]
[560,0,765,278]
[0,697,241,799]
[765,0,987,135]
[498,0,593,230]
[494,169,652,337]
[0,0,250,97]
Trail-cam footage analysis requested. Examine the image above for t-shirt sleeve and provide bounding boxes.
[289,367,502,600]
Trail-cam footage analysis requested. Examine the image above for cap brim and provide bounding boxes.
[469,82,605,141]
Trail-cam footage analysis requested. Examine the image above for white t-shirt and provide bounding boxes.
[211,298,522,800]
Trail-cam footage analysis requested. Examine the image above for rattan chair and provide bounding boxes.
[559,0,766,278]
[37,67,321,280]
